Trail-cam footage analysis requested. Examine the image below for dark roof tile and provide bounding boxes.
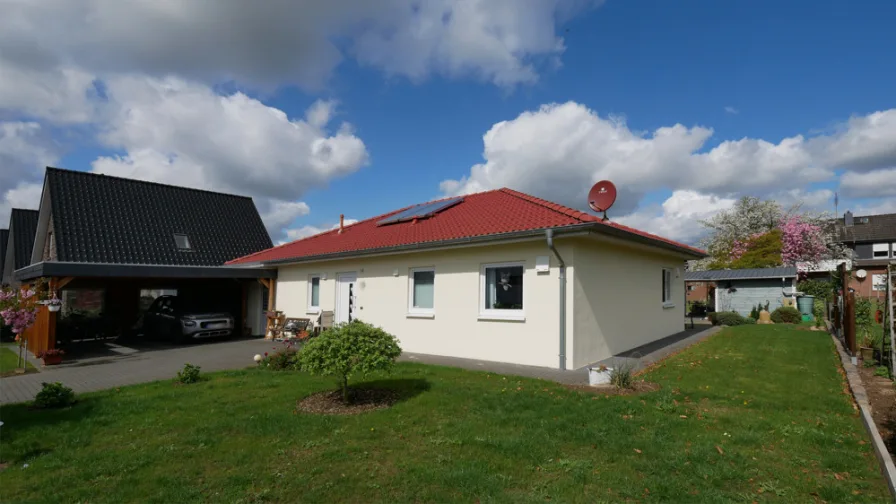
[10,209,39,270]
[836,213,896,243]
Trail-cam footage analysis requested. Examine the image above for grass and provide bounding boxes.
[0,325,889,503]
[0,344,36,377]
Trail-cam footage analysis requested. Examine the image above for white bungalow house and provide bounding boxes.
[228,188,707,370]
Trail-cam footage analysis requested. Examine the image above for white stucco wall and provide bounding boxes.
[571,236,686,369]
[275,240,575,368]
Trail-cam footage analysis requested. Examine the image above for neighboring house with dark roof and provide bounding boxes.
[0,229,8,286]
[834,211,896,297]
[685,267,798,316]
[12,167,276,354]
[229,188,707,370]
[1,209,40,286]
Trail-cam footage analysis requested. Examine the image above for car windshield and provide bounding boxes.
[173,297,227,314]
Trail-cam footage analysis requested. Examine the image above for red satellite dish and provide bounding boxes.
[588,180,617,220]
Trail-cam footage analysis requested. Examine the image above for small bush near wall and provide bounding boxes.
[770,307,801,324]
[712,312,756,326]
[34,382,75,408]
[812,299,825,327]
[260,345,300,370]
[797,279,834,301]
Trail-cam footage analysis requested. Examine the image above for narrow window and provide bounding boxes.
[662,268,674,306]
[308,275,321,312]
[408,268,435,315]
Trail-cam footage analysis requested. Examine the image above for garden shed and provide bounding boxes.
[685,267,797,317]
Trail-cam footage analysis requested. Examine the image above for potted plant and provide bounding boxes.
[36,348,65,366]
[46,296,62,313]
[588,363,612,386]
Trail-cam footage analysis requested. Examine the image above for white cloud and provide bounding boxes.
[840,168,896,199]
[0,60,98,124]
[282,218,359,245]
[812,109,896,171]
[724,106,738,115]
[616,191,736,244]
[0,0,594,91]
[0,122,59,224]
[86,76,369,240]
[440,101,830,210]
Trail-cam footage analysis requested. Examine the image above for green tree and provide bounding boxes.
[298,320,402,403]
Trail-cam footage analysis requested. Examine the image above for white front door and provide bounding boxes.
[335,272,357,324]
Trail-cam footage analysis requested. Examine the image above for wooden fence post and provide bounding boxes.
[845,291,857,355]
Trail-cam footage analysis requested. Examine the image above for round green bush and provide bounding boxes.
[770,306,801,324]
[713,311,755,326]
[298,320,402,403]
[34,381,75,408]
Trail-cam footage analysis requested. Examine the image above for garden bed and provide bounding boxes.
[858,364,896,457]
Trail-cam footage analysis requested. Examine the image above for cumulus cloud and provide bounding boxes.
[0,122,59,224]
[440,102,832,209]
[0,0,594,90]
[840,168,896,199]
[616,191,737,245]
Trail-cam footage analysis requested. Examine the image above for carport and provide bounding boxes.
[14,261,277,355]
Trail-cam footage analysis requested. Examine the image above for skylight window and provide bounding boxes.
[174,233,192,251]
[376,197,463,226]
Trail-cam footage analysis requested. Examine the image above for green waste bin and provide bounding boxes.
[797,295,815,319]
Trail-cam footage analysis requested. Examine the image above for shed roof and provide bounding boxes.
[228,188,706,265]
[685,266,797,281]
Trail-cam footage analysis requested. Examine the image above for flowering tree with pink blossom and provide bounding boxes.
[0,285,42,369]
[780,215,828,267]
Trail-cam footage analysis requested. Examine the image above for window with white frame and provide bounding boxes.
[872,274,887,292]
[662,268,674,306]
[481,262,524,318]
[408,267,435,315]
[307,275,321,312]
[872,243,890,258]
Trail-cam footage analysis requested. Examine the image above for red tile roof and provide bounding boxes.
[227,188,706,265]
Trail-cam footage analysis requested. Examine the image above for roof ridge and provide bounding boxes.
[228,190,510,264]
[498,188,597,223]
[45,166,256,201]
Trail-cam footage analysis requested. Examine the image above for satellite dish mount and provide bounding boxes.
[588,180,617,221]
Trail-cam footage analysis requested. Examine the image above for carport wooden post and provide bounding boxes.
[258,278,276,339]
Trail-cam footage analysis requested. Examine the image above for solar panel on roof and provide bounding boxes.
[376,197,464,226]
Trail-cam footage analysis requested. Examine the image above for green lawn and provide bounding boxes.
[0,345,36,377]
[0,326,889,503]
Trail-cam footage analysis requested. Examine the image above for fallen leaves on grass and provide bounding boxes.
[716,445,724,455]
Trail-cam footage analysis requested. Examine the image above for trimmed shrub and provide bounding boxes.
[712,311,756,326]
[797,279,834,301]
[812,299,826,328]
[261,345,300,370]
[299,320,402,403]
[34,381,75,408]
[175,363,201,384]
[770,306,801,324]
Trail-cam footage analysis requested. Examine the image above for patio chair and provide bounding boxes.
[283,317,313,340]
[316,311,335,334]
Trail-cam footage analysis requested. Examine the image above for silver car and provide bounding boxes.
[143,295,235,343]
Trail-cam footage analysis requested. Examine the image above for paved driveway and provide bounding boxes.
[1,338,274,405]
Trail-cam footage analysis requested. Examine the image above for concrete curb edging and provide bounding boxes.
[829,332,896,500]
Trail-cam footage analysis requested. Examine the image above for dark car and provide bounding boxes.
[143,295,235,343]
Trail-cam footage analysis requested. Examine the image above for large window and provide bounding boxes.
[873,243,890,259]
[481,262,524,319]
[662,268,674,307]
[408,267,435,316]
[307,275,321,312]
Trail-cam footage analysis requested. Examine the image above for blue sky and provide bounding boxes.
[2,0,895,245]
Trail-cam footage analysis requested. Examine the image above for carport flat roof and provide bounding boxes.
[14,261,277,281]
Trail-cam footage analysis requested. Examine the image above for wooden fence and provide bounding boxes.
[21,305,56,356]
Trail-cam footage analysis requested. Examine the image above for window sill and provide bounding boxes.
[478,314,526,322]
[306,309,321,315]
[662,303,676,309]
[406,312,435,319]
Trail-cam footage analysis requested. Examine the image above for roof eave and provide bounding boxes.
[14,261,278,281]
[589,224,707,259]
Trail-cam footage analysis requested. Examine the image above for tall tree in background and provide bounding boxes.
[693,196,850,270]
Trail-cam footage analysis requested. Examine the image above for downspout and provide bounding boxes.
[546,229,567,370]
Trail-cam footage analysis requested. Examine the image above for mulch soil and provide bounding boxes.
[857,363,896,456]
[564,380,661,397]
[296,387,400,415]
